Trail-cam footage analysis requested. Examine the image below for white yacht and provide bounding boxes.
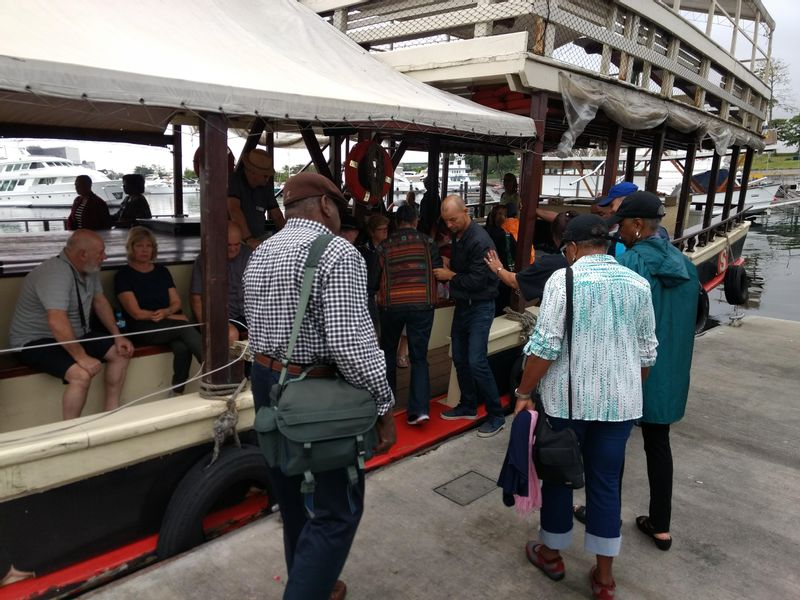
[0,154,123,220]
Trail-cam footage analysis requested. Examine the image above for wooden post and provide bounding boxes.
[515,93,547,288]
[172,124,184,217]
[602,125,623,195]
[624,146,637,182]
[440,153,450,200]
[266,131,275,203]
[427,138,440,196]
[721,145,740,223]
[330,135,342,187]
[299,122,334,180]
[237,119,266,171]
[646,126,666,192]
[736,146,754,216]
[199,113,230,387]
[700,151,722,244]
[673,143,696,240]
[479,155,489,218]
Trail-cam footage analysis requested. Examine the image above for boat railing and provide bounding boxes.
[314,0,771,135]
[0,216,67,232]
[673,207,751,252]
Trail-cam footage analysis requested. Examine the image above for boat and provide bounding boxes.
[144,175,200,197]
[0,0,535,597]
[0,152,123,221]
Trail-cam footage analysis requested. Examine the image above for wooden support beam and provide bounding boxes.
[720,145,740,223]
[0,122,171,146]
[673,143,696,240]
[624,146,637,182]
[646,126,666,192]
[602,125,623,195]
[440,153,450,201]
[427,138,440,196]
[236,118,266,171]
[700,151,722,244]
[266,131,275,203]
[172,124,184,217]
[515,93,547,287]
[391,140,409,169]
[330,135,342,187]
[478,155,489,218]
[736,146,754,215]
[199,113,230,387]
[299,122,334,181]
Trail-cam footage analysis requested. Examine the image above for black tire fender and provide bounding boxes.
[695,287,710,334]
[156,444,271,559]
[724,264,749,305]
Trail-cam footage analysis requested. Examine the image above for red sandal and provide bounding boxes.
[589,566,616,600]
[525,541,565,581]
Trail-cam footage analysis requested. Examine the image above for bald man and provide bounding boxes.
[10,230,133,419]
[190,221,253,344]
[434,195,506,437]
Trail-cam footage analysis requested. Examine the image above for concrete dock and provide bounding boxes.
[88,316,800,600]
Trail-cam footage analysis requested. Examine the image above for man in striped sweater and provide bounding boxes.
[374,204,442,425]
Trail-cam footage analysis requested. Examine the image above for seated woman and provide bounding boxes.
[114,227,202,393]
[113,174,152,227]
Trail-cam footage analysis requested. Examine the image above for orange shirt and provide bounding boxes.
[501,218,535,264]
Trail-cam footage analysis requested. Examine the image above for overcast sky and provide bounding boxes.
[4,1,797,173]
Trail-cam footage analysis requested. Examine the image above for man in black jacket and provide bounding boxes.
[434,195,505,437]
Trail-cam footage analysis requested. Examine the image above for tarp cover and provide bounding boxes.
[557,72,765,156]
[0,0,535,147]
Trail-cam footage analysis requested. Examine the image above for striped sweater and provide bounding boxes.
[375,227,442,310]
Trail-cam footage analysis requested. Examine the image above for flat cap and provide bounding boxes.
[283,173,347,206]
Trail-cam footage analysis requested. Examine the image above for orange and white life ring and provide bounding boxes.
[344,141,393,205]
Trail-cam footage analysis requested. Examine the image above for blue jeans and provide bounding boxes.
[251,362,364,600]
[539,418,634,557]
[380,308,435,417]
[450,300,503,418]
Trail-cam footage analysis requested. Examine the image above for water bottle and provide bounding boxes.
[115,310,126,332]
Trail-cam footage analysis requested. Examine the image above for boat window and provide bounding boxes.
[5,180,18,191]
[0,181,7,191]
[4,165,12,171]
[16,179,26,186]
[21,163,30,169]
[11,163,22,171]
[61,176,76,184]
[37,177,57,185]
[29,162,44,169]
[46,162,58,166]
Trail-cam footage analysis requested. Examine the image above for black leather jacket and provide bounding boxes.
[449,221,499,302]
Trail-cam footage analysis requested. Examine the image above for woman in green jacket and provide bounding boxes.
[610,191,700,551]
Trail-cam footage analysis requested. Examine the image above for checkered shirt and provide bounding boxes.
[243,218,394,415]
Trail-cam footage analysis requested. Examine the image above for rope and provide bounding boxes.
[502,306,537,340]
[0,322,205,355]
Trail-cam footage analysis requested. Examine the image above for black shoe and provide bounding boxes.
[573,505,621,528]
[636,515,672,551]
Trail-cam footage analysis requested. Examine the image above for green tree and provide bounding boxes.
[774,114,800,153]
[756,58,796,122]
[183,168,197,180]
[133,164,154,176]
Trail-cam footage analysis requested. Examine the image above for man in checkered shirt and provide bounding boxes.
[244,172,395,600]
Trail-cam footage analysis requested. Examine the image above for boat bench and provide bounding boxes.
[0,344,172,380]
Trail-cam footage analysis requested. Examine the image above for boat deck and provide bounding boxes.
[84,316,800,600]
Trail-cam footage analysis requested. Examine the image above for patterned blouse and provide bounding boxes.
[524,254,658,422]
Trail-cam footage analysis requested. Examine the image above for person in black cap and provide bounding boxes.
[243,172,396,600]
[609,190,700,551]
[513,213,658,600]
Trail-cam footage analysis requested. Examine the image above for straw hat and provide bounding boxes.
[242,149,274,176]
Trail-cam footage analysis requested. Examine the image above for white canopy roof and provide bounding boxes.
[0,0,535,148]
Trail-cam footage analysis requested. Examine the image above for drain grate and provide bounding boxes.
[434,470,497,506]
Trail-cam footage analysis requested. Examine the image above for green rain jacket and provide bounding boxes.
[618,237,700,424]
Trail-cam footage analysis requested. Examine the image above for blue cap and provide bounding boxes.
[596,181,638,207]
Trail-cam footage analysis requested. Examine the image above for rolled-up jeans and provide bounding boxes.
[539,417,634,557]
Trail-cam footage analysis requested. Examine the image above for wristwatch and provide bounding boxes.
[514,387,532,400]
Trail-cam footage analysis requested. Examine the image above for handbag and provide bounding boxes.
[253,234,379,495]
[532,266,585,489]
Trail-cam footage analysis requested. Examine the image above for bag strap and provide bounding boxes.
[71,268,88,336]
[277,234,334,388]
[565,266,574,420]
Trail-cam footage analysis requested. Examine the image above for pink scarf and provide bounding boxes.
[515,409,542,517]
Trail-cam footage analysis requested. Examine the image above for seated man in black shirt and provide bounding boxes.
[484,210,577,303]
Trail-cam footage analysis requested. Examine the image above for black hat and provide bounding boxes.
[339,213,360,231]
[561,214,609,244]
[606,191,666,225]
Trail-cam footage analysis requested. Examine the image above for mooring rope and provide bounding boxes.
[502,306,537,340]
